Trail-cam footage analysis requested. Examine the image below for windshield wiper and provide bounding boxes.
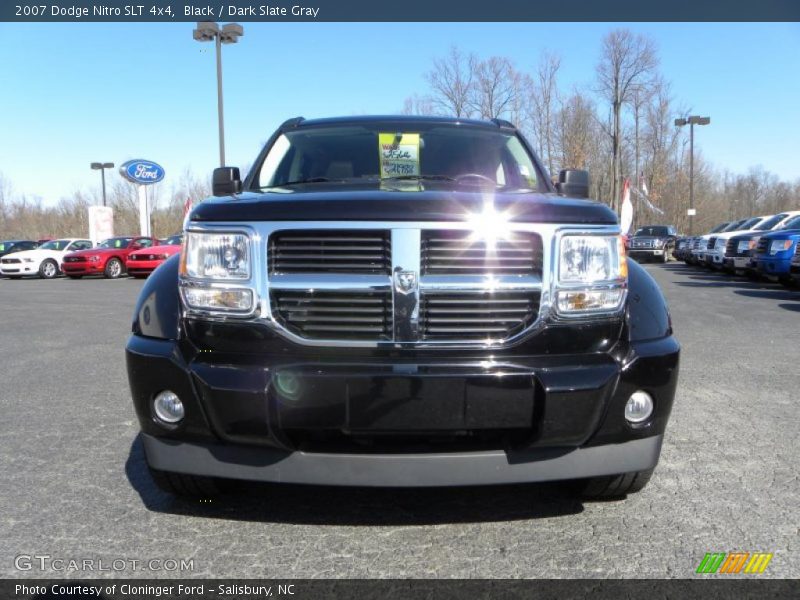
[381,174,456,182]
[262,177,338,189]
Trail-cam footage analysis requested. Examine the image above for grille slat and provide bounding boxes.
[420,292,539,341]
[271,290,392,341]
[270,230,391,274]
[422,231,542,276]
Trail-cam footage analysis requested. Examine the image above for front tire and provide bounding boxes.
[148,466,224,498]
[574,468,655,499]
[39,259,59,279]
[104,258,123,279]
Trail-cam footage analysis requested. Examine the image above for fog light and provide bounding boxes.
[274,371,301,400]
[625,391,653,424]
[153,390,184,424]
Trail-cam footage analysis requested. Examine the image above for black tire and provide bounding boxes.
[574,468,655,499]
[39,259,59,279]
[148,466,224,498]
[67,275,83,280]
[104,257,124,279]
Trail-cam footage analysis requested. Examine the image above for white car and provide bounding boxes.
[705,215,771,268]
[0,238,93,279]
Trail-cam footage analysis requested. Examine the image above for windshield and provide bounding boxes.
[755,214,786,230]
[779,215,800,230]
[165,235,183,246]
[39,240,72,251]
[709,223,729,233]
[737,217,761,230]
[0,242,15,252]
[98,237,134,249]
[254,123,546,192]
[722,220,746,232]
[634,226,671,237]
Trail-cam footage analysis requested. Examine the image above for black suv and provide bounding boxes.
[627,225,678,263]
[126,116,679,499]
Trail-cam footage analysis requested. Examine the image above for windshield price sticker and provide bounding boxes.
[379,133,420,178]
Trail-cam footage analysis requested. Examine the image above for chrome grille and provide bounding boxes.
[420,292,539,340]
[63,256,86,263]
[270,290,392,341]
[269,230,391,274]
[421,231,542,275]
[1,258,21,264]
[756,237,770,255]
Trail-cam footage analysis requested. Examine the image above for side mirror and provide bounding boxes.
[556,169,590,199]
[212,167,242,196]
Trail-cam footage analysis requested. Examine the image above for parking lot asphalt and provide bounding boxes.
[0,264,797,579]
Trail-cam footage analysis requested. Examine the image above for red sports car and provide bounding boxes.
[62,236,159,279]
[125,234,183,278]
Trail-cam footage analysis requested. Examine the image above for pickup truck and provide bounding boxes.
[125,115,680,500]
[626,225,678,263]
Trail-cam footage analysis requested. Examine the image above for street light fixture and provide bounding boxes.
[675,115,710,236]
[193,21,244,167]
[90,162,114,207]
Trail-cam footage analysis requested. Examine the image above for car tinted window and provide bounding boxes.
[709,223,729,233]
[137,238,154,248]
[255,123,546,192]
[738,218,760,230]
[754,214,786,230]
[166,235,183,245]
[779,215,800,229]
[98,237,134,249]
[40,240,72,251]
[634,226,670,237]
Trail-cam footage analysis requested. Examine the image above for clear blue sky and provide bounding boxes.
[1,22,799,204]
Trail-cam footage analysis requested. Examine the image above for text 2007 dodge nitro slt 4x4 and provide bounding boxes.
[126,116,680,499]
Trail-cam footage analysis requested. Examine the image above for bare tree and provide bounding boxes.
[425,46,477,118]
[596,29,658,213]
[401,94,436,116]
[470,56,520,120]
[527,52,561,176]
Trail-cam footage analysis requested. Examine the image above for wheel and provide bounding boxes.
[67,275,83,280]
[148,466,224,498]
[573,468,655,499]
[104,257,123,279]
[39,259,59,279]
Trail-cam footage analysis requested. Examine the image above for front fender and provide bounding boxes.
[131,254,181,340]
[625,259,672,342]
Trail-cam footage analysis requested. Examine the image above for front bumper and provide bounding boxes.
[62,262,104,275]
[0,263,37,275]
[143,433,663,487]
[756,258,791,276]
[127,334,679,486]
[126,259,164,275]
[628,248,664,259]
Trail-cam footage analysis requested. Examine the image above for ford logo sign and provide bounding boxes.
[119,159,165,185]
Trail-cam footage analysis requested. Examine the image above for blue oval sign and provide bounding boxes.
[119,159,165,185]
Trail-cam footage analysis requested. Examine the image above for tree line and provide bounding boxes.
[402,29,800,233]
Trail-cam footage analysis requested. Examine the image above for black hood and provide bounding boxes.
[190,182,617,225]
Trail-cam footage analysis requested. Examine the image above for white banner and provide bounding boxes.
[138,185,150,237]
[87,205,114,247]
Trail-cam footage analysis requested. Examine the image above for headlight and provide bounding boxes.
[23,258,35,263]
[770,240,793,255]
[715,239,726,249]
[653,239,664,248]
[89,255,101,262]
[556,235,627,315]
[737,240,751,252]
[179,230,255,315]
[559,235,626,284]
[181,231,250,280]
[181,286,254,312]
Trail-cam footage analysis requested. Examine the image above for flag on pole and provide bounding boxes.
[620,178,633,235]
[183,197,193,217]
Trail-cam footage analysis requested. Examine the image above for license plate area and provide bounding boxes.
[274,369,535,432]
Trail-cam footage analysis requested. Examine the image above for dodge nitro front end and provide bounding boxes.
[126,116,680,500]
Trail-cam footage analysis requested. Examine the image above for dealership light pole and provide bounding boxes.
[674,116,710,236]
[90,162,114,207]
[193,21,244,167]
